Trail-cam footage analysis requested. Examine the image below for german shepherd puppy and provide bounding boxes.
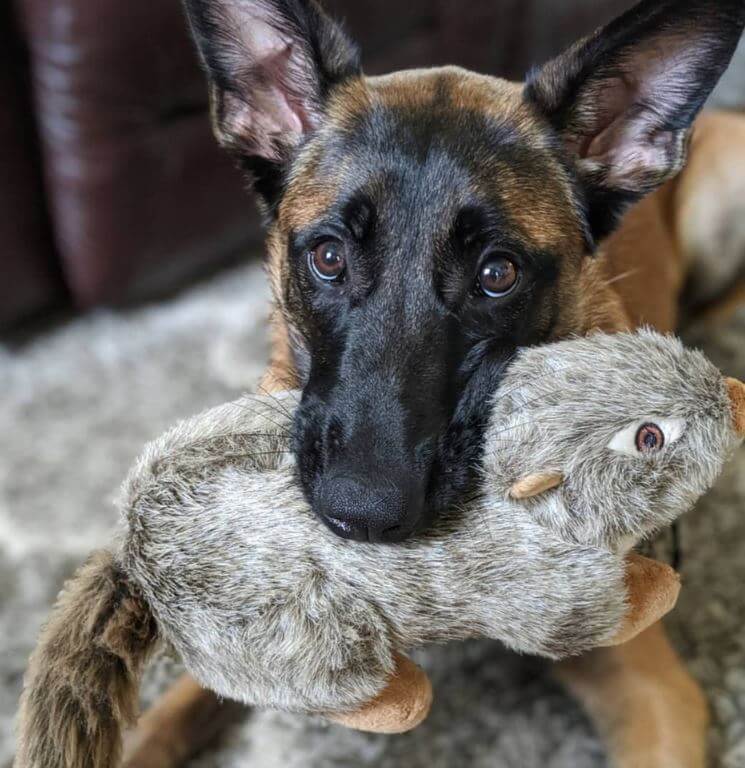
[17,1,745,767]
[183,0,745,545]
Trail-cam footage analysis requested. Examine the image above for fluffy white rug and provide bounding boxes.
[2,259,744,768]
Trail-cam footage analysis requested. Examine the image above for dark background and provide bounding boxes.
[0,0,690,328]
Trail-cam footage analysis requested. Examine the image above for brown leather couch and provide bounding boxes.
[3,0,632,328]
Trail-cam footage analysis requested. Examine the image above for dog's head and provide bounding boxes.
[185,0,745,542]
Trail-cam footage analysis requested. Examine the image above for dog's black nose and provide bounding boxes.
[316,472,421,543]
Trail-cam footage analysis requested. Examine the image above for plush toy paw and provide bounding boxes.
[325,653,433,734]
[603,553,681,647]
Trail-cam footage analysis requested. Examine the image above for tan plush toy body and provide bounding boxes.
[15,331,745,767]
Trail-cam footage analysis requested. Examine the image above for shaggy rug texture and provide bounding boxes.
[2,258,745,768]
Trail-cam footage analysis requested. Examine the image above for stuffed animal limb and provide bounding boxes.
[324,553,681,734]
[325,653,433,734]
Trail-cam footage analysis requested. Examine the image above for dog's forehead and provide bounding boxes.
[278,67,586,254]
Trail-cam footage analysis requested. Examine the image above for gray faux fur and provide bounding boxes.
[116,329,742,717]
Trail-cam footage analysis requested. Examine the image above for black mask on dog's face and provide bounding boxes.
[284,141,570,543]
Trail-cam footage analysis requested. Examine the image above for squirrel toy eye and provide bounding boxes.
[635,423,664,453]
[607,417,685,457]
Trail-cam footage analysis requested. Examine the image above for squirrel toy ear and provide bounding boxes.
[509,472,565,500]
[726,378,745,438]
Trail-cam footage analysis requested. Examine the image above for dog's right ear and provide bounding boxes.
[526,0,745,243]
[183,0,361,214]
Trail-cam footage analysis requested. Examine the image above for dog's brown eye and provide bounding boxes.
[309,241,346,282]
[478,255,518,297]
[636,423,665,453]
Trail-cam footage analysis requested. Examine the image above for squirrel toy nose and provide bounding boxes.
[726,378,745,437]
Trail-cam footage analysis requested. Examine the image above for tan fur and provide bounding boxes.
[557,623,710,768]
[726,377,745,437]
[325,653,433,734]
[121,678,244,768]
[601,182,684,333]
[487,161,586,254]
[509,472,565,500]
[259,305,301,393]
[15,551,157,768]
[366,68,538,140]
[604,555,681,649]
[367,68,520,113]
[576,256,635,333]
[277,153,341,233]
[323,77,374,133]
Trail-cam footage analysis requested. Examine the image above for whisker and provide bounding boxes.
[468,500,499,547]
[203,448,292,462]
[229,398,295,436]
[481,418,546,441]
[254,384,299,420]
[601,267,640,288]
[186,431,291,448]
[482,360,578,403]
[227,432,293,441]
[241,449,292,458]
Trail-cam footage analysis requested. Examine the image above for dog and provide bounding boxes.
[45,1,745,766]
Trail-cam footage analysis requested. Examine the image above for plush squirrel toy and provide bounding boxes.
[16,331,745,767]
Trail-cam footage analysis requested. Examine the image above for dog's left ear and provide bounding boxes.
[526,0,745,242]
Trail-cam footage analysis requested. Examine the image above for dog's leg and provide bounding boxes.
[121,677,245,768]
[583,114,745,768]
[555,623,709,768]
[675,111,745,310]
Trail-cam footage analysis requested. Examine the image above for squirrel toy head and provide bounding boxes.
[485,330,745,550]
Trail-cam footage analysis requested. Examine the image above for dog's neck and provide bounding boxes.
[575,255,634,335]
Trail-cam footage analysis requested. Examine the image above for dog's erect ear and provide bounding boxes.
[183,0,361,211]
[509,472,564,500]
[526,0,745,243]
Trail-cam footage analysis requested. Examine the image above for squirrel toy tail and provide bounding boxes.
[15,550,158,768]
